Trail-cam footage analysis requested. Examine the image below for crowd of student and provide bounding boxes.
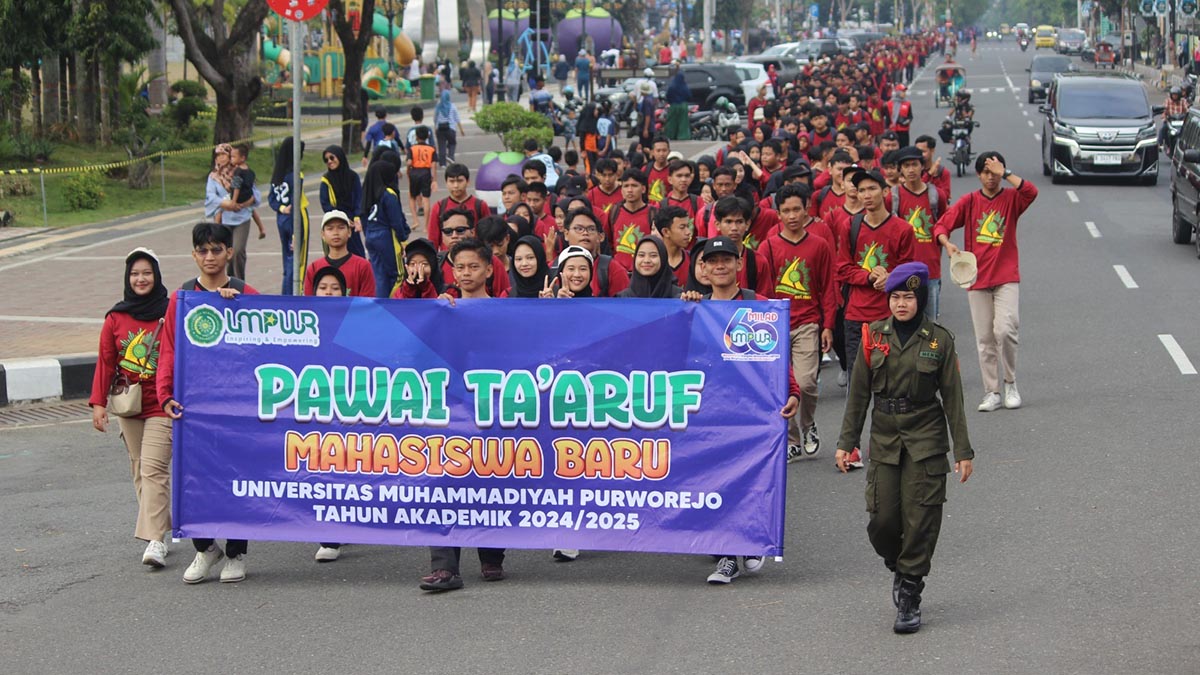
[90,31,1036,591]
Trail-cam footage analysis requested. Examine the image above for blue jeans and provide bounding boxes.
[365,229,399,297]
[925,278,942,321]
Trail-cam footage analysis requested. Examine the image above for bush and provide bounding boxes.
[475,102,552,139]
[63,172,106,211]
[180,119,211,144]
[503,126,554,153]
[13,134,55,162]
[168,80,209,128]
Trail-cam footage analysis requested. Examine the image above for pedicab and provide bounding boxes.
[934,64,966,108]
[1094,42,1116,69]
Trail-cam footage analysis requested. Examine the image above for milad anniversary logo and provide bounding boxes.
[721,308,781,362]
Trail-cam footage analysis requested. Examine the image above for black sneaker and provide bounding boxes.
[419,569,464,592]
[706,557,740,584]
[804,424,820,455]
[787,444,804,464]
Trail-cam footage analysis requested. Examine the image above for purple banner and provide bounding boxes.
[172,293,789,555]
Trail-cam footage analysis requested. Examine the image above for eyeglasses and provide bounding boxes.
[194,246,227,257]
[441,226,473,236]
[569,225,599,234]
[323,155,337,163]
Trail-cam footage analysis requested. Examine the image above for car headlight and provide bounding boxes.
[1137,124,1156,140]
[1053,121,1076,138]
[1031,79,1042,88]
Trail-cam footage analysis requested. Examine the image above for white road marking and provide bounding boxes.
[979,87,990,92]
[1158,334,1198,375]
[0,221,184,273]
[0,314,104,325]
[1113,265,1138,288]
[1066,190,1080,203]
[1027,119,1034,127]
[1034,133,1042,141]
[1022,110,1029,116]
[1005,75,1016,90]
[1085,221,1102,238]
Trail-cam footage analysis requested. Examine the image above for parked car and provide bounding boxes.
[836,37,857,55]
[678,63,746,110]
[1040,72,1161,185]
[1056,28,1086,54]
[728,61,772,106]
[841,31,885,50]
[795,38,841,60]
[1170,107,1200,249]
[1027,54,1075,103]
[735,55,802,87]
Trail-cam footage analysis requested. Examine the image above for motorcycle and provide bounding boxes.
[689,109,717,140]
[1019,37,1030,52]
[1164,113,1186,158]
[1184,73,1197,103]
[940,116,980,177]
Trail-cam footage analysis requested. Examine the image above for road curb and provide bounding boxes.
[0,353,96,406]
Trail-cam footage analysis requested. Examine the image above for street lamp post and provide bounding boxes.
[497,0,507,101]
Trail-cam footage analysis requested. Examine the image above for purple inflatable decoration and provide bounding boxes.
[488,10,530,52]
[556,8,623,57]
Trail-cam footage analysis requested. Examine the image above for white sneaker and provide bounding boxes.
[742,556,765,573]
[552,549,580,562]
[803,424,820,456]
[707,557,740,584]
[315,546,341,562]
[1003,382,1022,409]
[142,539,167,568]
[977,392,1002,412]
[837,370,848,387]
[219,554,246,583]
[182,545,224,584]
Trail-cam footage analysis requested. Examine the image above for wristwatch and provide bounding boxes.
[1002,169,1013,178]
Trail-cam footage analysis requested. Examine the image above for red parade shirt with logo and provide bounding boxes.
[836,213,916,322]
[932,179,1038,290]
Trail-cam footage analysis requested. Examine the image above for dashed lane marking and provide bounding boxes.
[1113,265,1138,289]
[1158,334,1198,375]
[0,314,103,325]
[1027,119,1034,127]
[1085,221,1101,238]
[1066,190,1080,203]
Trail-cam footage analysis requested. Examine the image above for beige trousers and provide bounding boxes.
[117,416,173,542]
[788,323,822,444]
[967,282,1020,394]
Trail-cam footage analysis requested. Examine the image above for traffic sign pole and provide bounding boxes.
[291,18,303,296]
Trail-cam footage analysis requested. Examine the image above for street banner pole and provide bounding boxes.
[291,18,304,296]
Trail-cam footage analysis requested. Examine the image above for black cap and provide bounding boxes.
[848,168,887,189]
[879,130,899,142]
[783,164,812,180]
[701,236,739,261]
[894,146,924,164]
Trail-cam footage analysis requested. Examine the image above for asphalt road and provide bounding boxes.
[2,44,1199,674]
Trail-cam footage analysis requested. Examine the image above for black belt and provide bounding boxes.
[875,397,917,414]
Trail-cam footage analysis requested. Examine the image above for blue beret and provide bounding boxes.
[885,262,930,294]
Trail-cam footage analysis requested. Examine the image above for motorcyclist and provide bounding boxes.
[715,96,741,138]
[952,90,975,123]
[562,85,583,115]
[1161,85,1190,150]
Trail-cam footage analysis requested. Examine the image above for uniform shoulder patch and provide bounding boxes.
[930,321,955,341]
[870,318,891,334]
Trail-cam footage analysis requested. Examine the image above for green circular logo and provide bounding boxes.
[185,306,224,347]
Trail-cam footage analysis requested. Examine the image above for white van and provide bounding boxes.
[728,61,773,103]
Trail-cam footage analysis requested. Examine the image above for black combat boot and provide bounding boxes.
[893,575,925,634]
[892,571,902,607]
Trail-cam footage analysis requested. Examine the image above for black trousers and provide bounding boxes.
[193,538,247,557]
[430,546,505,575]
[832,306,848,372]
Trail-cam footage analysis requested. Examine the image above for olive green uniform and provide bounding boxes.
[838,316,974,577]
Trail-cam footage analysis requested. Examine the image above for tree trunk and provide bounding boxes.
[61,53,72,129]
[10,65,22,134]
[32,64,43,138]
[148,12,169,108]
[101,60,119,145]
[78,55,97,143]
[330,0,377,154]
[43,56,61,129]
[168,0,270,144]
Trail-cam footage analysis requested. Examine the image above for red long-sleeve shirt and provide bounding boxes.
[757,230,838,330]
[426,194,492,250]
[587,186,623,224]
[744,207,781,252]
[90,312,166,419]
[932,179,1038,290]
[836,212,916,322]
[156,280,260,407]
[895,185,943,279]
[923,166,952,205]
[304,254,376,297]
[647,164,670,205]
[440,254,512,298]
[812,185,847,220]
[607,204,655,271]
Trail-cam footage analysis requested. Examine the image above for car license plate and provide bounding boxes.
[1094,153,1122,165]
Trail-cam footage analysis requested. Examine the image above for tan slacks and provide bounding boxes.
[117,416,173,542]
[788,323,822,444]
[967,282,1020,394]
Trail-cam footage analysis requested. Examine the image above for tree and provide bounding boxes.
[328,0,377,154]
[169,0,271,143]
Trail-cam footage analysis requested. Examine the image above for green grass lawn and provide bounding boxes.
[0,122,342,229]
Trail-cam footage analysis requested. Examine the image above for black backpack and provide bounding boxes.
[890,184,940,220]
[841,213,867,305]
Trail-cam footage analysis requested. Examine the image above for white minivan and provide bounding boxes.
[728,61,773,103]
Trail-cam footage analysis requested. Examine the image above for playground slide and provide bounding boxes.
[262,37,311,82]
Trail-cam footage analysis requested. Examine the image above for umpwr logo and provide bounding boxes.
[721,308,780,362]
[184,304,321,348]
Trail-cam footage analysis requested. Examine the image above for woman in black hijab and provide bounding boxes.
[685,237,713,295]
[508,235,550,298]
[692,155,716,195]
[618,236,681,298]
[89,247,173,569]
[319,145,366,257]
